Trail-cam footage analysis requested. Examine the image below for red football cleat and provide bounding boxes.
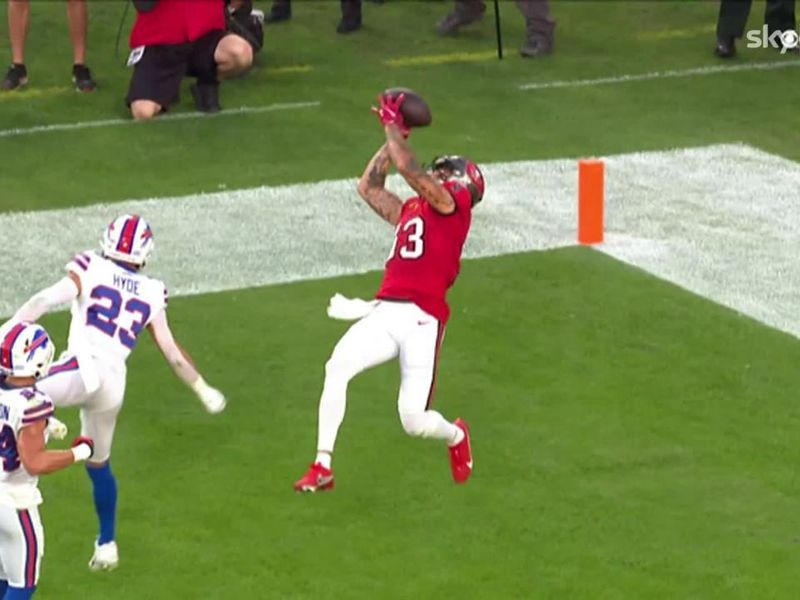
[449,418,473,484]
[293,463,335,493]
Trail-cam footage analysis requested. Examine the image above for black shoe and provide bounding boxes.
[714,36,736,58]
[336,17,362,34]
[72,64,96,92]
[436,2,486,36]
[191,82,221,113]
[520,38,553,58]
[1,64,28,91]
[264,5,291,23]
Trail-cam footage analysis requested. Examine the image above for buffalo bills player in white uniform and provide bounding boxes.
[0,321,95,600]
[6,215,226,571]
[294,93,484,492]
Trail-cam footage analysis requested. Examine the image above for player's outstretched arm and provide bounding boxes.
[18,420,94,475]
[357,143,403,225]
[384,124,455,215]
[11,273,81,324]
[147,311,226,414]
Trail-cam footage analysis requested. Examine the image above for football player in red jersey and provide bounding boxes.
[294,93,485,493]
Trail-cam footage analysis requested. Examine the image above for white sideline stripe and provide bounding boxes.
[596,143,800,340]
[0,162,579,318]
[518,60,800,91]
[2,144,800,343]
[0,101,321,139]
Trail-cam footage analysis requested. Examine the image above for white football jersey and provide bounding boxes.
[66,251,168,366]
[0,381,53,507]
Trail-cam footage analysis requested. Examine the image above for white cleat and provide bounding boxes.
[88,540,119,572]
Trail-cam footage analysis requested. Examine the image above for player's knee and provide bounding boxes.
[400,412,432,438]
[324,353,358,382]
[130,100,160,121]
[216,35,253,75]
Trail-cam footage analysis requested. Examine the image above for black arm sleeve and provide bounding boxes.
[133,0,158,12]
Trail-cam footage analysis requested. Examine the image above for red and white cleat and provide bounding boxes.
[449,418,473,484]
[293,463,335,493]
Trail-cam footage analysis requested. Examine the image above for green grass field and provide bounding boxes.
[2,1,800,598]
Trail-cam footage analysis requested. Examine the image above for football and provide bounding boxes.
[383,87,432,128]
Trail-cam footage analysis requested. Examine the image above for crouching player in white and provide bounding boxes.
[293,93,484,492]
[6,215,226,571]
[0,322,95,599]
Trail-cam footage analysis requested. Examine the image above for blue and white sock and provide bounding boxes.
[86,462,117,545]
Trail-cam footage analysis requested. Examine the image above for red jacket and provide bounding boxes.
[130,0,226,48]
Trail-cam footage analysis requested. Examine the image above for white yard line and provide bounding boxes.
[2,144,799,342]
[0,101,321,139]
[518,60,800,91]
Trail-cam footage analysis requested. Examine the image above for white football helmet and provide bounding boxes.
[0,322,55,379]
[101,214,154,266]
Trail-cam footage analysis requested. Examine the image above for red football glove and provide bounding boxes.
[71,436,95,459]
[371,93,410,138]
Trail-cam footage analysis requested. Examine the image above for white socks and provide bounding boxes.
[449,424,465,447]
[315,452,332,469]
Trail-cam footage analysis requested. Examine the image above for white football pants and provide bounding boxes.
[36,356,125,463]
[0,505,43,588]
[317,300,459,452]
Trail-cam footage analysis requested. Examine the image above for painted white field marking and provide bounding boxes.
[1,144,799,343]
[0,162,578,317]
[518,60,800,91]
[0,101,321,139]
[597,143,800,339]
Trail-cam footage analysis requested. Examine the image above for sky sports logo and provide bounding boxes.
[746,26,799,53]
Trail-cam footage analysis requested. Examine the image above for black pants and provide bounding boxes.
[717,0,796,38]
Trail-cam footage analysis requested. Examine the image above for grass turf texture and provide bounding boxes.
[36,248,800,598]
[2,1,800,597]
[1,1,799,211]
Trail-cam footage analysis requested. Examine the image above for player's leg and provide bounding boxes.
[318,310,399,460]
[65,0,95,91]
[2,0,30,90]
[0,506,43,599]
[294,308,399,491]
[0,505,11,596]
[127,45,187,121]
[35,356,88,408]
[80,370,125,571]
[396,307,472,483]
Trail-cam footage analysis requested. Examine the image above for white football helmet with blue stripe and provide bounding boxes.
[0,322,55,379]
[101,214,155,266]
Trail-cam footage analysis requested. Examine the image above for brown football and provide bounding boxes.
[383,87,432,128]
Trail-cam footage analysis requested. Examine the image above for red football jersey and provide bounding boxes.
[376,182,473,323]
[130,0,226,48]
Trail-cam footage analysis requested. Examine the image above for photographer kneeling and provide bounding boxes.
[128,0,255,120]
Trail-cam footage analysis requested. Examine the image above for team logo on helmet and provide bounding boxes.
[431,155,486,206]
[101,214,155,266]
[0,322,55,379]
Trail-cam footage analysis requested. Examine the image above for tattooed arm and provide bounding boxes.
[384,123,455,215]
[357,143,403,225]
